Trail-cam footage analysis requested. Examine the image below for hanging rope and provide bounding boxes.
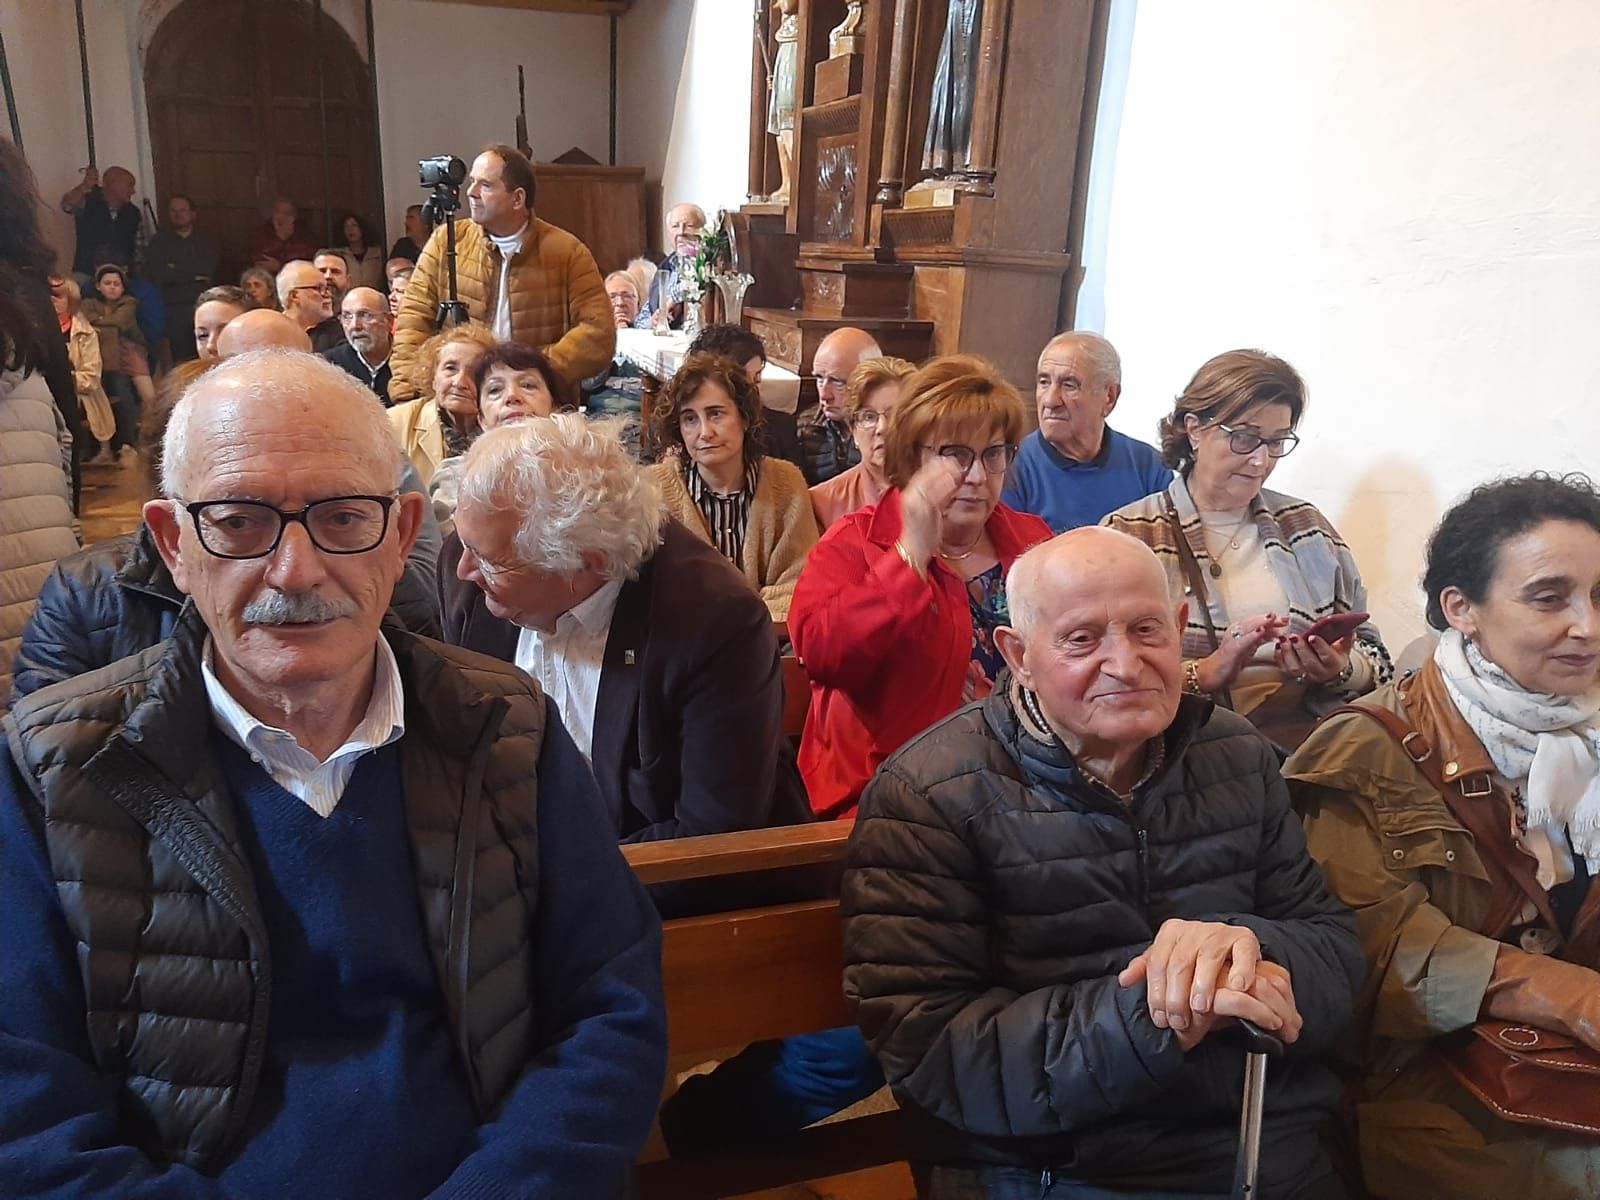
[0,23,21,150]
[74,0,96,166]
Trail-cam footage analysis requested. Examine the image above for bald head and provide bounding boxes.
[998,526,1185,756]
[811,327,883,422]
[160,350,401,500]
[1007,527,1171,639]
[216,309,314,359]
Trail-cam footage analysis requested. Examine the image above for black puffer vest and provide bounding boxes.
[3,611,547,1170]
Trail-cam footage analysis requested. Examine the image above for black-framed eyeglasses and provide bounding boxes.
[925,443,1018,475]
[184,495,397,559]
[1215,422,1300,458]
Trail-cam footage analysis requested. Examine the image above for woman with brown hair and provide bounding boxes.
[1104,348,1391,751]
[787,354,1050,819]
[649,350,817,619]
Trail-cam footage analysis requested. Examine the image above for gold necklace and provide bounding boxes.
[938,534,984,561]
[1202,512,1252,578]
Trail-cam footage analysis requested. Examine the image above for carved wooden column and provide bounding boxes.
[960,0,1012,195]
[873,0,920,205]
[748,0,772,199]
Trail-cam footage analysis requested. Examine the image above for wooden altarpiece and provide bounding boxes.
[735,0,1106,392]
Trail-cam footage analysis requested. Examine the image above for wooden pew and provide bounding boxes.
[625,823,914,1200]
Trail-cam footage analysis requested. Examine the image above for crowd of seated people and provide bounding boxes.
[8,129,1600,1200]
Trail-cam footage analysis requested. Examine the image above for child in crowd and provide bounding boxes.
[78,264,152,462]
[49,275,115,466]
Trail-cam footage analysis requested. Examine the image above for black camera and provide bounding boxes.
[419,155,466,188]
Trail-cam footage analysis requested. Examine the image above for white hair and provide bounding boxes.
[275,260,316,307]
[1044,330,1122,390]
[1004,526,1173,638]
[459,414,665,580]
[161,349,404,499]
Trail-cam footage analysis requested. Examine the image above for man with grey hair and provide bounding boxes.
[445,413,809,850]
[0,350,666,1195]
[323,286,393,401]
[641,201,707,329]
[1002,330,1170,532]
[277,259,344,353]
[840,525,1361,1198]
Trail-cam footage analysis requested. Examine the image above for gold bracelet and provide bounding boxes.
[893,538,927,580]
[1182,658,1208,696]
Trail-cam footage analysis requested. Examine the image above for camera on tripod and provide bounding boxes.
[417,154,469,328]
[418,154,466,229]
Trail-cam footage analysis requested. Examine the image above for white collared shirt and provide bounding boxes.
[202,637,407,818]
[514,577,625,763]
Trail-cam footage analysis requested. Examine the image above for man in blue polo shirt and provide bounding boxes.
[1002,331,1170,531]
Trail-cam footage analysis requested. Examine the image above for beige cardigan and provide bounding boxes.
[651,456,818,620]
[388,397,446,488]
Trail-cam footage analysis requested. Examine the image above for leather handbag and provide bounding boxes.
[1335,696,1600,1136]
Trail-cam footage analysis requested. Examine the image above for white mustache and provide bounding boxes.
[242,589,358,625]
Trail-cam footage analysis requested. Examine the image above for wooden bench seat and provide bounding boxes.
[624,822,914,1200]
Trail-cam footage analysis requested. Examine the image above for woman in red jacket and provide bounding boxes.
[790,354,1050,818]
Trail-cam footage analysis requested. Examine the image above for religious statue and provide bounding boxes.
[921,0,983,177]
[829,1,865,58]
[767,0,800,204]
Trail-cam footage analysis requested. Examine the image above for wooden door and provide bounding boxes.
[144,0,380,280]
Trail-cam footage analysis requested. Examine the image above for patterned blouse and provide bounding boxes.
[684,460,759,565]
[962,562,1009,703]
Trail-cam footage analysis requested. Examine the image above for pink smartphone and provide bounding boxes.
[1303,610,1369,644]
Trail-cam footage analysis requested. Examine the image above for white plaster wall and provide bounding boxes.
[1097,0,1600,650]
[0,0,153,264]
[370,0,611,242]
[617,0,751,243]
[0,0,609,259]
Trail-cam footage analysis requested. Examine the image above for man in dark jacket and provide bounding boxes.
[322,286,393,401]
[842,526,1362,1199]
[445,412,811,849]
[10,345,445,704]
[0,350,665,1197]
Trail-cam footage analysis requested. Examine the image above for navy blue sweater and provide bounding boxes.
[1001,427,1172,533]
[0,698,666,1198]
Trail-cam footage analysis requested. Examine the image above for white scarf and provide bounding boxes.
[1434,628,1600,884]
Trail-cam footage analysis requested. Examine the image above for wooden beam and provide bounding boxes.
[424,0,631,14]
[622,820,853,886]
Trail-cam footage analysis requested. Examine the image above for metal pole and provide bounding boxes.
[0,24,22,150]
[364,0,387,247]
[74,0,96,165]
[608,14,618,166]
[313,0,334,245]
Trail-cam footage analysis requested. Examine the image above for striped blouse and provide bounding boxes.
[684,461,759,564]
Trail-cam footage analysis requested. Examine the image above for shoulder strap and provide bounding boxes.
[1165,495,1235,710]
[1329,699,1562,940]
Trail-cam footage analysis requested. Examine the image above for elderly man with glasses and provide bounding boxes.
[277,259,344,353]
[797,326,882,485]
[323,286,394,402]
[0,350,666,1198]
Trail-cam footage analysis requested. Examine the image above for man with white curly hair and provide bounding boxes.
[0,351,666,1196]
[446,413,810,848]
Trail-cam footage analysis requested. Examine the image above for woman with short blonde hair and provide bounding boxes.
[789,354,1048,818]
[810,356,916,530]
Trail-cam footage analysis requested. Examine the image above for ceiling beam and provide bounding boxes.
[423,0,631,14]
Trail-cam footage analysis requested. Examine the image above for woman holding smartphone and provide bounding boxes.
[1104,348,1391,750]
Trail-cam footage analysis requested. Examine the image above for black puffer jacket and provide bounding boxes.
[10,512,442,704]
[842,685,1362,1195]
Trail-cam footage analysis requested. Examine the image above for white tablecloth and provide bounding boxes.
[614,327,801,414]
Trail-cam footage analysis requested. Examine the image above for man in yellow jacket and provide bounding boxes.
[389,143,614,405]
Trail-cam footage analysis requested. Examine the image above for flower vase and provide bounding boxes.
[681,290,705,341]
[710,272,755,327]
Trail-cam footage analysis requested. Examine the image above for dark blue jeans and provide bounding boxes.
[659,1026,884,1154]
[102,370,139,450]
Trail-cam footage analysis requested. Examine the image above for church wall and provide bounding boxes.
[616,0,751,248]
[1095,0,1600,651]
[0,0,610,260]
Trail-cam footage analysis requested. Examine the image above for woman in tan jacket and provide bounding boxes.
[649,351,817,620]
[1286,473,1600,1199]
[388,321,496,489]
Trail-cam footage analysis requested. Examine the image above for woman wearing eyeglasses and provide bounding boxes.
[1104,349,1392,750]
[789,355,1051,819]
[809,356,916,529]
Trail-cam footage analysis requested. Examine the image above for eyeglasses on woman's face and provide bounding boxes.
[922,442,1018,475]
[1213,422,1300,458]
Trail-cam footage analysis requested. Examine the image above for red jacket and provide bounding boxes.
[789,490,1050,819]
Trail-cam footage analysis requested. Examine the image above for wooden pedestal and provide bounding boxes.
[813,53,863,104]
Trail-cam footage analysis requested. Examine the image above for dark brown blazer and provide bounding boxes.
[440,519,811,845]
